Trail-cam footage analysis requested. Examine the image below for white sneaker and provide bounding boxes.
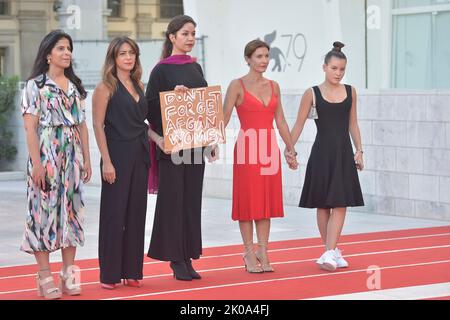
[335,248,349,268]
[315,247,328,265]
[316,255,324,265]
[317,250,337,271]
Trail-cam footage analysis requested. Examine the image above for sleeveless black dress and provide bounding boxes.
[299,85,364,209]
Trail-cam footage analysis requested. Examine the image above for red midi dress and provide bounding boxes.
[232,79,284,221]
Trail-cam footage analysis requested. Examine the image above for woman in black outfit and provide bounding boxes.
[290,42,364,272]
[92,37,161,289]
[146,15,215,281]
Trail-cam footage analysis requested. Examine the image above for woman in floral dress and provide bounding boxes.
[21,30,91,299]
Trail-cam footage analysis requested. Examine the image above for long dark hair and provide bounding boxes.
[102,36,142,94]
[28,30,87,99]
[161,15,197,59]
[324,41,347,65]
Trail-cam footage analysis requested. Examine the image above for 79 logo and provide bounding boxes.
[264,30,307,73]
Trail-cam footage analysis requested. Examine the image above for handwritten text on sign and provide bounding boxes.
[160,86,226,153]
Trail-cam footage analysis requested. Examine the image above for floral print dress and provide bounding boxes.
[20,74,86,254]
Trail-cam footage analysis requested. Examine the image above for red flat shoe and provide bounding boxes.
[101,283,117,290]
[123,279,141,287]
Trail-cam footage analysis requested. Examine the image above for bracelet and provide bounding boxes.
[287,149,298,156]
[355,150,363,154]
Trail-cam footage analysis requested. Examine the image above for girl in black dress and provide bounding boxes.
[92,37,161,289]
[290,42,364,272]
[146,15,216,281]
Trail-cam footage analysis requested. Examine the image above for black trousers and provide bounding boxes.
[99,139,148,284]
[148,155,205,261]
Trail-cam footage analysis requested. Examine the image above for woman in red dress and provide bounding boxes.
[223,40,298,273]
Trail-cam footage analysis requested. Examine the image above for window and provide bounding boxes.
[160,0,183,19]
[107,0,122,18]
[394,0,450,9]
[392,1,450,88]
[0,48,6,76]
[0,0,10,15]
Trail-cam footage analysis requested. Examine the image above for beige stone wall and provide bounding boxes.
[0,16,20,77]
[0,0,59,78]
[0,0,173,78]
[107,0,171,40]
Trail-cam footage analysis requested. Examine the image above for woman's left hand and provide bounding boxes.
[83,160,92,183]
[354,152,364,171]
[284,148,299,170]
[174,85,189,93]
[156,136,165,152]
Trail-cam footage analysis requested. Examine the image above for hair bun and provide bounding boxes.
[332,41,345,52]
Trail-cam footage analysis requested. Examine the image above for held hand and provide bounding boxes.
[156,136,165,152]
[156,136,171,154]
[284,148,299,170]
[102,161,116,184]
[174,85,189,94]
[289,158,299,170]
[83,160,92,183]
[354,152,364,171]
[287,157,299,170]
[32,162,46,190]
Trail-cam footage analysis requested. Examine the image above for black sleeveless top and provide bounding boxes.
[104,80,150,164]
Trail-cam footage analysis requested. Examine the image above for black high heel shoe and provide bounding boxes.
[169,261,192,281]
[185,259,201,279]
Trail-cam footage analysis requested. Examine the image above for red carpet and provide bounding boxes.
[1,226,450,300]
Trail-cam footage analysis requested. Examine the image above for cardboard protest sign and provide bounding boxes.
[159,85,226,153]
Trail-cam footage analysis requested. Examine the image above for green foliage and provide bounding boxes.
[0,76,19,161]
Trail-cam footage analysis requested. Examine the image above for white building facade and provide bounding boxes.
[184,0,450,91]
